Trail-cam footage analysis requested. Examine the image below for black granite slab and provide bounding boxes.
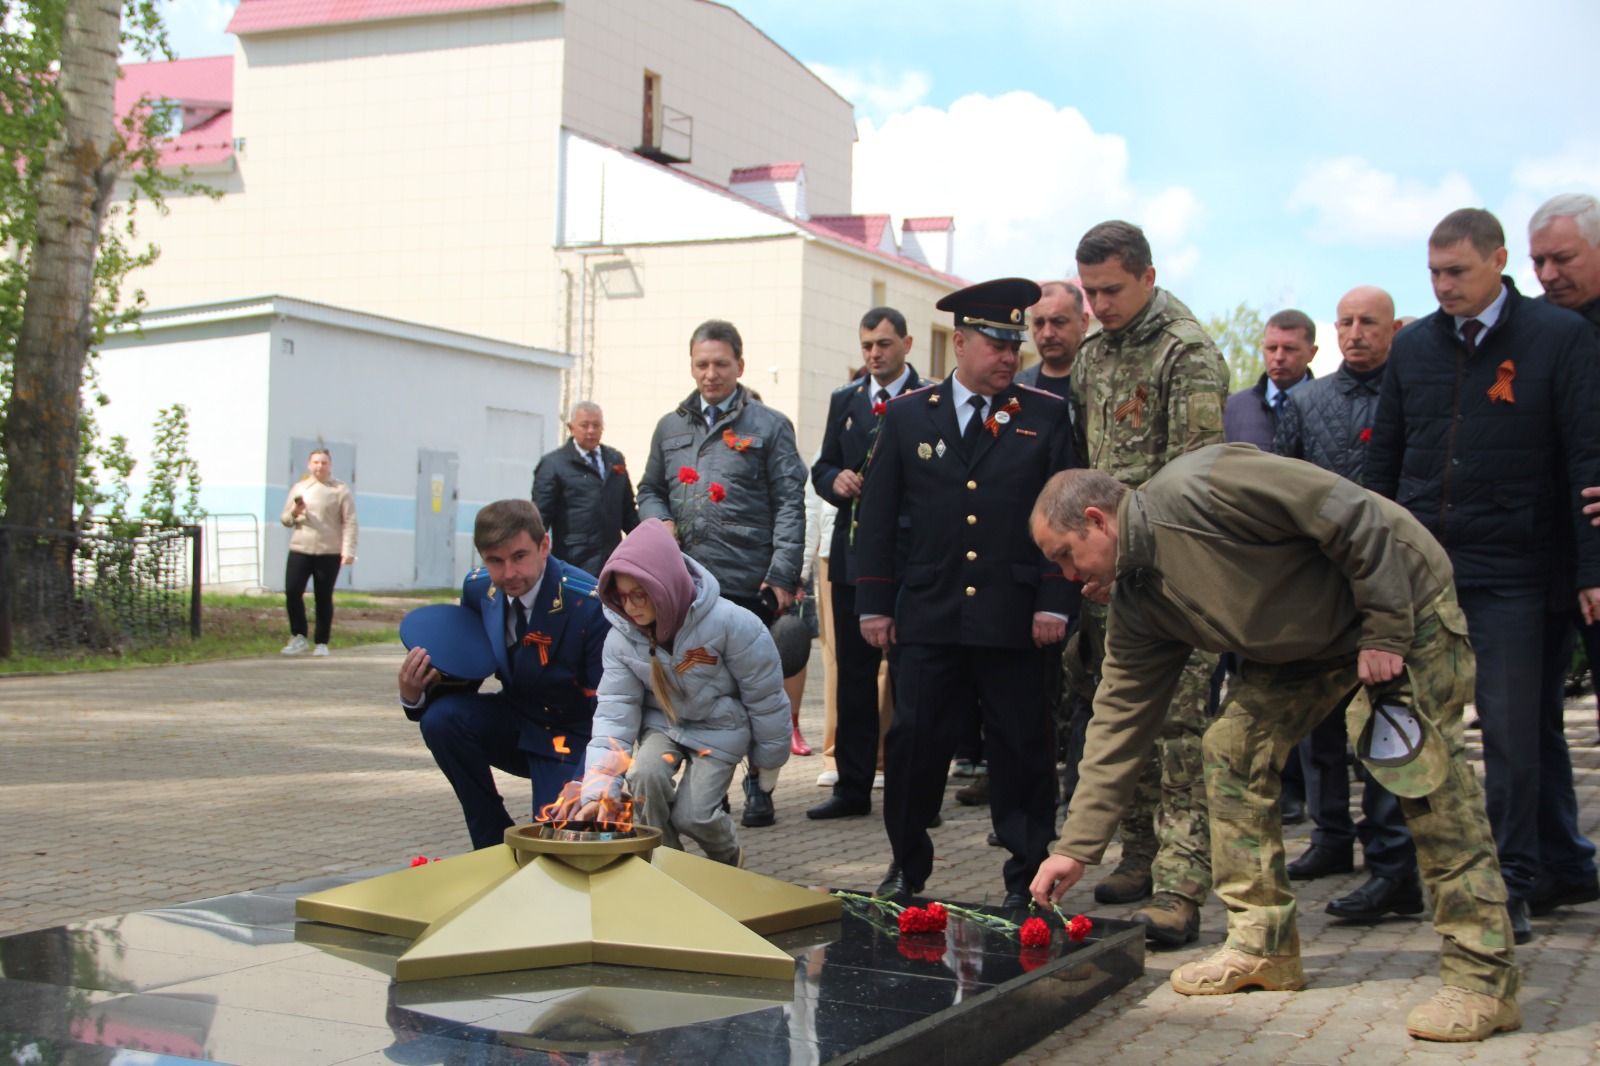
[0,881,1143,1066]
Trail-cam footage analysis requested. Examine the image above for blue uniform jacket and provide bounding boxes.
[854,378,1077,647]
[431,558,609,759]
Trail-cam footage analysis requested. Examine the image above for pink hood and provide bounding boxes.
[597,518,695,644]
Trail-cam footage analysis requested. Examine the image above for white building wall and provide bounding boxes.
[95,305,566,591]
[124,6,571,350]
[561,0,854,215]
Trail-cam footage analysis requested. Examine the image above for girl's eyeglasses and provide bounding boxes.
[619,588,652,607]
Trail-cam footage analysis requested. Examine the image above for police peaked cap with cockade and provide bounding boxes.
[936,277,1042,343]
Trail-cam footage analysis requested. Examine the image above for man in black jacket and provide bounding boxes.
[532,401,639,578]
[807,307,922,821]
[1367,208,1600,943]
[1275,286,1417,917]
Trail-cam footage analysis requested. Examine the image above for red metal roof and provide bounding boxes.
[902,216,953,232]
[808,214,892,250]
[227,0,540,35]
[729,162,805,183]
[116,56,235,169]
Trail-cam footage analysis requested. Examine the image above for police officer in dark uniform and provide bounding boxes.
[807,306,924,820]
[399,499,610,849]
[855,278,1077,905]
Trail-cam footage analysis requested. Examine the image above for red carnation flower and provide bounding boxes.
[409,855,433,867]
[1359,427,1373,443]
[898,906,930,934]
[924,901,949,932]
[1066,914,1093,942]
[872,401,887,416]
[1019,916,1051,947]
[708,482,727,503]
[677,466,700,485]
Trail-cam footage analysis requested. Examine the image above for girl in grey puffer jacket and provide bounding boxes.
[581,519,790,865]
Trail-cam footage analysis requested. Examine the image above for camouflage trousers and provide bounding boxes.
[1066,602,1215,903]
[1205,590,1518,998]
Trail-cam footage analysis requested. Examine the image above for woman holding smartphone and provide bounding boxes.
[280,447,358,657]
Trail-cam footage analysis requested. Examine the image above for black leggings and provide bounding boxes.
[285,551,341,644]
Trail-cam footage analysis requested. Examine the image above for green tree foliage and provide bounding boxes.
[0,0,213,517]
[1204,302,1267,394]
[141,402,202,525]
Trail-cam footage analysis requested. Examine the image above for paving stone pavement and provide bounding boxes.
[3,642,1598,1063]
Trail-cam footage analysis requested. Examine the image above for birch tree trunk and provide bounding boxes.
[5,0,123,532]
[1,0,124,636]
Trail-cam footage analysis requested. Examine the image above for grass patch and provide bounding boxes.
[0,590,436,675]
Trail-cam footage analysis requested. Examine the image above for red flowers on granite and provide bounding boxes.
[1019,916,1051,947]
[1066,914,1093,942]
[897,902,949,934]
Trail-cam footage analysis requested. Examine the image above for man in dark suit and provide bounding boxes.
[855,278,1077,905]
[807,306,923,821]
[399,499,609,849]
[532,402,639,578]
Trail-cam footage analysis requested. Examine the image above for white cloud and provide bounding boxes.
[1287,157,1477,247]
[806,62,931,121]
[849,90,1203,283]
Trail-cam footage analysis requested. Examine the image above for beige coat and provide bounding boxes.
[280,477,358,558]
[1053,443,1454,863]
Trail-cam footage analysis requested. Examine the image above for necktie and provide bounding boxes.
[588,450,604,479]
[962,394,986,448]
[705,404,721,429]
[875,387,890,405]
[1461,319,1483,355]
[1272,392,1287,419]
[513,598,530,647]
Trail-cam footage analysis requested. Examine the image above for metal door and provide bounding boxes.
[289,437,357,587]
[415,449,459,589]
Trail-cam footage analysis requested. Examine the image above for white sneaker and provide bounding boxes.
[872,772,886,790]
[816,769,839,787]
[281,635,310,656]
[313,644,330,657]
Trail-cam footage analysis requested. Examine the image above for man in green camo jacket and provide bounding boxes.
[1063,219,1229,945]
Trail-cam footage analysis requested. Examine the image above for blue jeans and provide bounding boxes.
[1456,585,1597,898]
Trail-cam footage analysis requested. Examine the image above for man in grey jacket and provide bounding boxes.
[636,318,808,827]
[1274,287,1417,917]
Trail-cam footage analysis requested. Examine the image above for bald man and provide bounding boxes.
[1273,287,1419,920]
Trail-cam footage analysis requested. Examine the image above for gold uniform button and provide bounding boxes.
[965,586,976,597]
[966,514,977,525]
[966,550,977,561]
[966,480,978,490]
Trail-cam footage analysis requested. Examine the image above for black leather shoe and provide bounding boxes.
[741,775,776,828]
[1507,898,1533,945]
[876,865,923,900]
[1000,890,1030,909]
[986,831,1002,847]
[805,795,870,820]
[927,812,943,829]
[1528,874,1600,916]
[1325,874,1425,921]
[1279,795,1307,825]
[1287,843,1355,881]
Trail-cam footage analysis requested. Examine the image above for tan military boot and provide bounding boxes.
[1092,859,1153,904]
[1405,986,1521,1042]
[1170,946,1306,995]
[1132,891,1200,947]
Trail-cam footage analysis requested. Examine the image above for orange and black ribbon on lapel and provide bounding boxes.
[675,647,720,674]
[1487,360,1516,404]
[1114,384,1149,428]
[521,630,553,665]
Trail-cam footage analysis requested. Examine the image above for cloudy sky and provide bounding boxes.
[162,0,1597,329]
